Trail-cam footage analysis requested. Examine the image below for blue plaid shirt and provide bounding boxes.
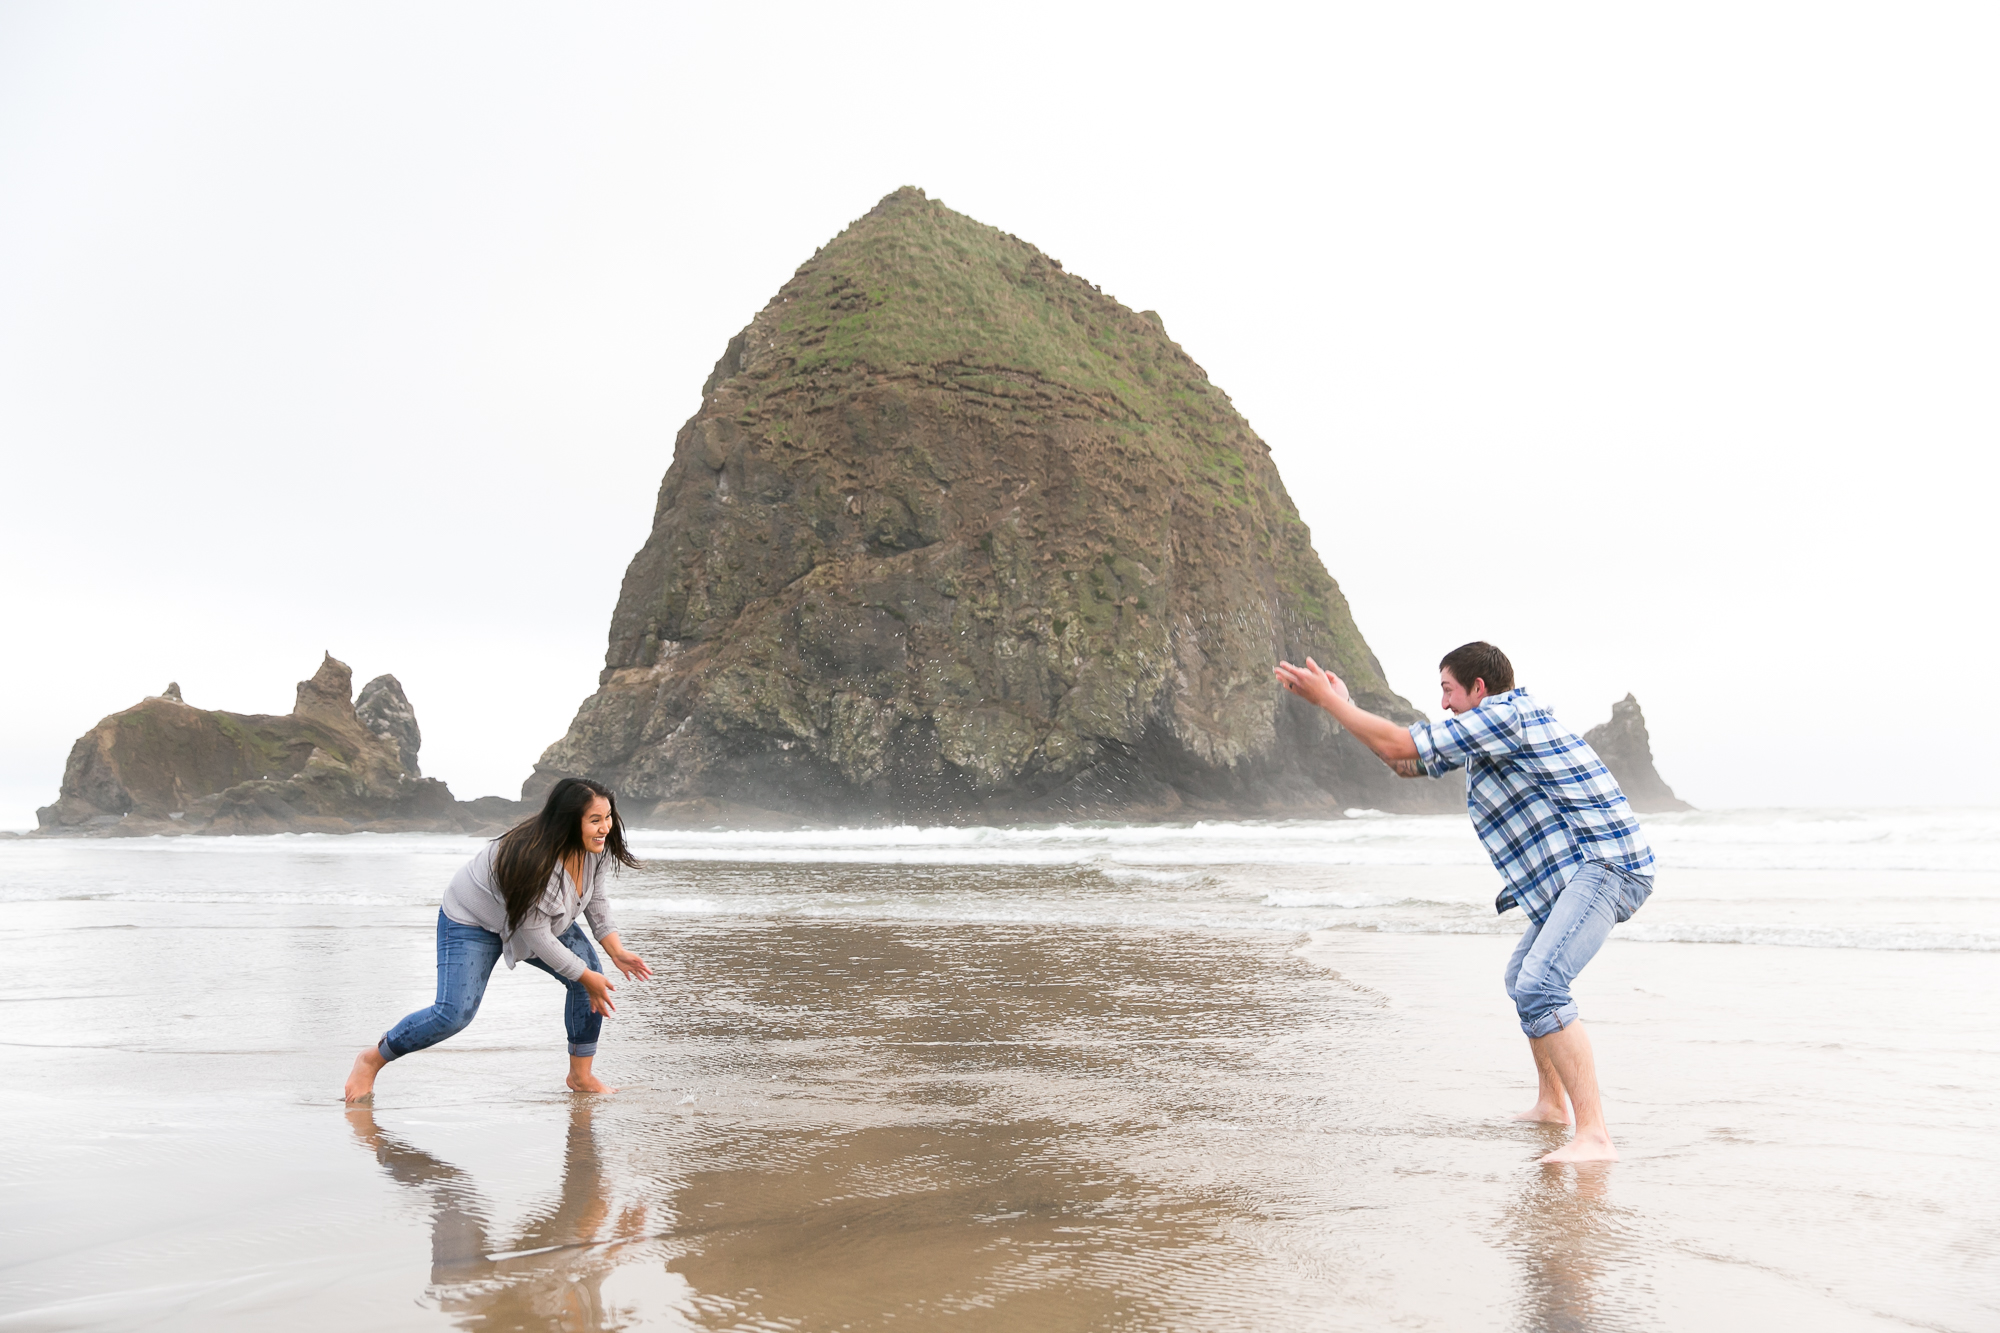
[1408,689,1653,923]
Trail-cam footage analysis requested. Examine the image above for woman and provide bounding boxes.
[343,777,653,1102]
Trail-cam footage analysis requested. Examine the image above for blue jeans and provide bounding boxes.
[1504,862,1652,1038]
[379,910,603,1061]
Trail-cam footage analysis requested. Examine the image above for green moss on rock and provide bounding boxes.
[532,188,1457,822]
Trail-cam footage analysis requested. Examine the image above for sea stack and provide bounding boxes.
[1584,694,1692,813]
[35,655,478,835]
[532,188,1457,823]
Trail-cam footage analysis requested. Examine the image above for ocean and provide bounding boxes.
[1,807,1994,1330]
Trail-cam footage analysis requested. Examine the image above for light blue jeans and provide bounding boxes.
[1504,862,1653,1038]
[378,910,603,1062]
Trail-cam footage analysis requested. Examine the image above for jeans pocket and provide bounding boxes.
[1610,869,1652,923]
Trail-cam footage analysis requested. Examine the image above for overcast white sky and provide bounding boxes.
[3,2,1994,828]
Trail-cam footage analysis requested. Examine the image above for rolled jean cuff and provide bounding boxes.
[378,1035,401,1063]
[1521,1001,1579,1039]
[567,1040,598,1058]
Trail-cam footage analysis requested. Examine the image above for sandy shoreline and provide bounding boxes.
[1,835,1995,1330]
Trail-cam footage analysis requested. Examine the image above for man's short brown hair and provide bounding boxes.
[1439,641,1514,695]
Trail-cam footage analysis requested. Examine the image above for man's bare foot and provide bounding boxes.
[1512,1100,1573,1125]
[1540,1131,1618,1163]
[343,1046,386,1103]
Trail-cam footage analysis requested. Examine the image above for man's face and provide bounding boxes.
[1439,668,1488,715]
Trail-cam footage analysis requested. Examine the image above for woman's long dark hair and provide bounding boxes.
[492,777,640,931]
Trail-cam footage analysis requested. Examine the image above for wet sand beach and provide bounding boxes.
[1,814,1995,1330]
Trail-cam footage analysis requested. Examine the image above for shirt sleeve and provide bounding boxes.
[438,842,504,933]
[1409,698,1522,778]
[1407,721,1463,776]
[512,888,588,980]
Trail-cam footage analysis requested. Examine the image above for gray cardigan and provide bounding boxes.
[439,841,617,981]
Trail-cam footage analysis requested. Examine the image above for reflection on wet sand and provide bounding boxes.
[663,1120,1234,1329]
[343,912,1347,1331]
[348,1104,655,1331]
[1501,1153,1638,1333]
[306,892,1982,1333]
[8,838,1994,1330]
[630,917,1343,1327]
[346,1102,1235,1331]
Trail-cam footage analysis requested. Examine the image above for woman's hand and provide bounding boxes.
[580,969,617,1016]
[600,932,653,982]
[608,946,652,982]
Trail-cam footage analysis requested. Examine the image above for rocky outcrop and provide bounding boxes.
[356,674,422,776]
[34,655,524,837]
[530,187,1460,823]
[1585,694,1692,813]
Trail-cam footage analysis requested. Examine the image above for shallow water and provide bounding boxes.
[1,810,1995,1330]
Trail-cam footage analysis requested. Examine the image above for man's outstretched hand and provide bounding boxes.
[1274,658,1351,712]
[1274,656,1424,768]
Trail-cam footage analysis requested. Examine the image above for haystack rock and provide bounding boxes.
[1585,694,1692,813]
[530,188,1460,823]
[35,654,491,836]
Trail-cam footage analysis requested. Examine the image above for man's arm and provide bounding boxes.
[1273,657,1419,763]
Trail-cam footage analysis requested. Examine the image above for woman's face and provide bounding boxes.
[580,796,613,853]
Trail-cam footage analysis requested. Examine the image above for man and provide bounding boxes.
[1274,641,1653,1163]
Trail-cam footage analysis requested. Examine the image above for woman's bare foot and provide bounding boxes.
[343,1046,386,1103]
[1512,1100,1573,1125]
[1540,1130,1618,1163]
[566,1055,616,1094]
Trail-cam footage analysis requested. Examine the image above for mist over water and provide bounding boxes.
[2,808,1994,1331]
[15,807,1994,950]
[626,805,2000,875]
